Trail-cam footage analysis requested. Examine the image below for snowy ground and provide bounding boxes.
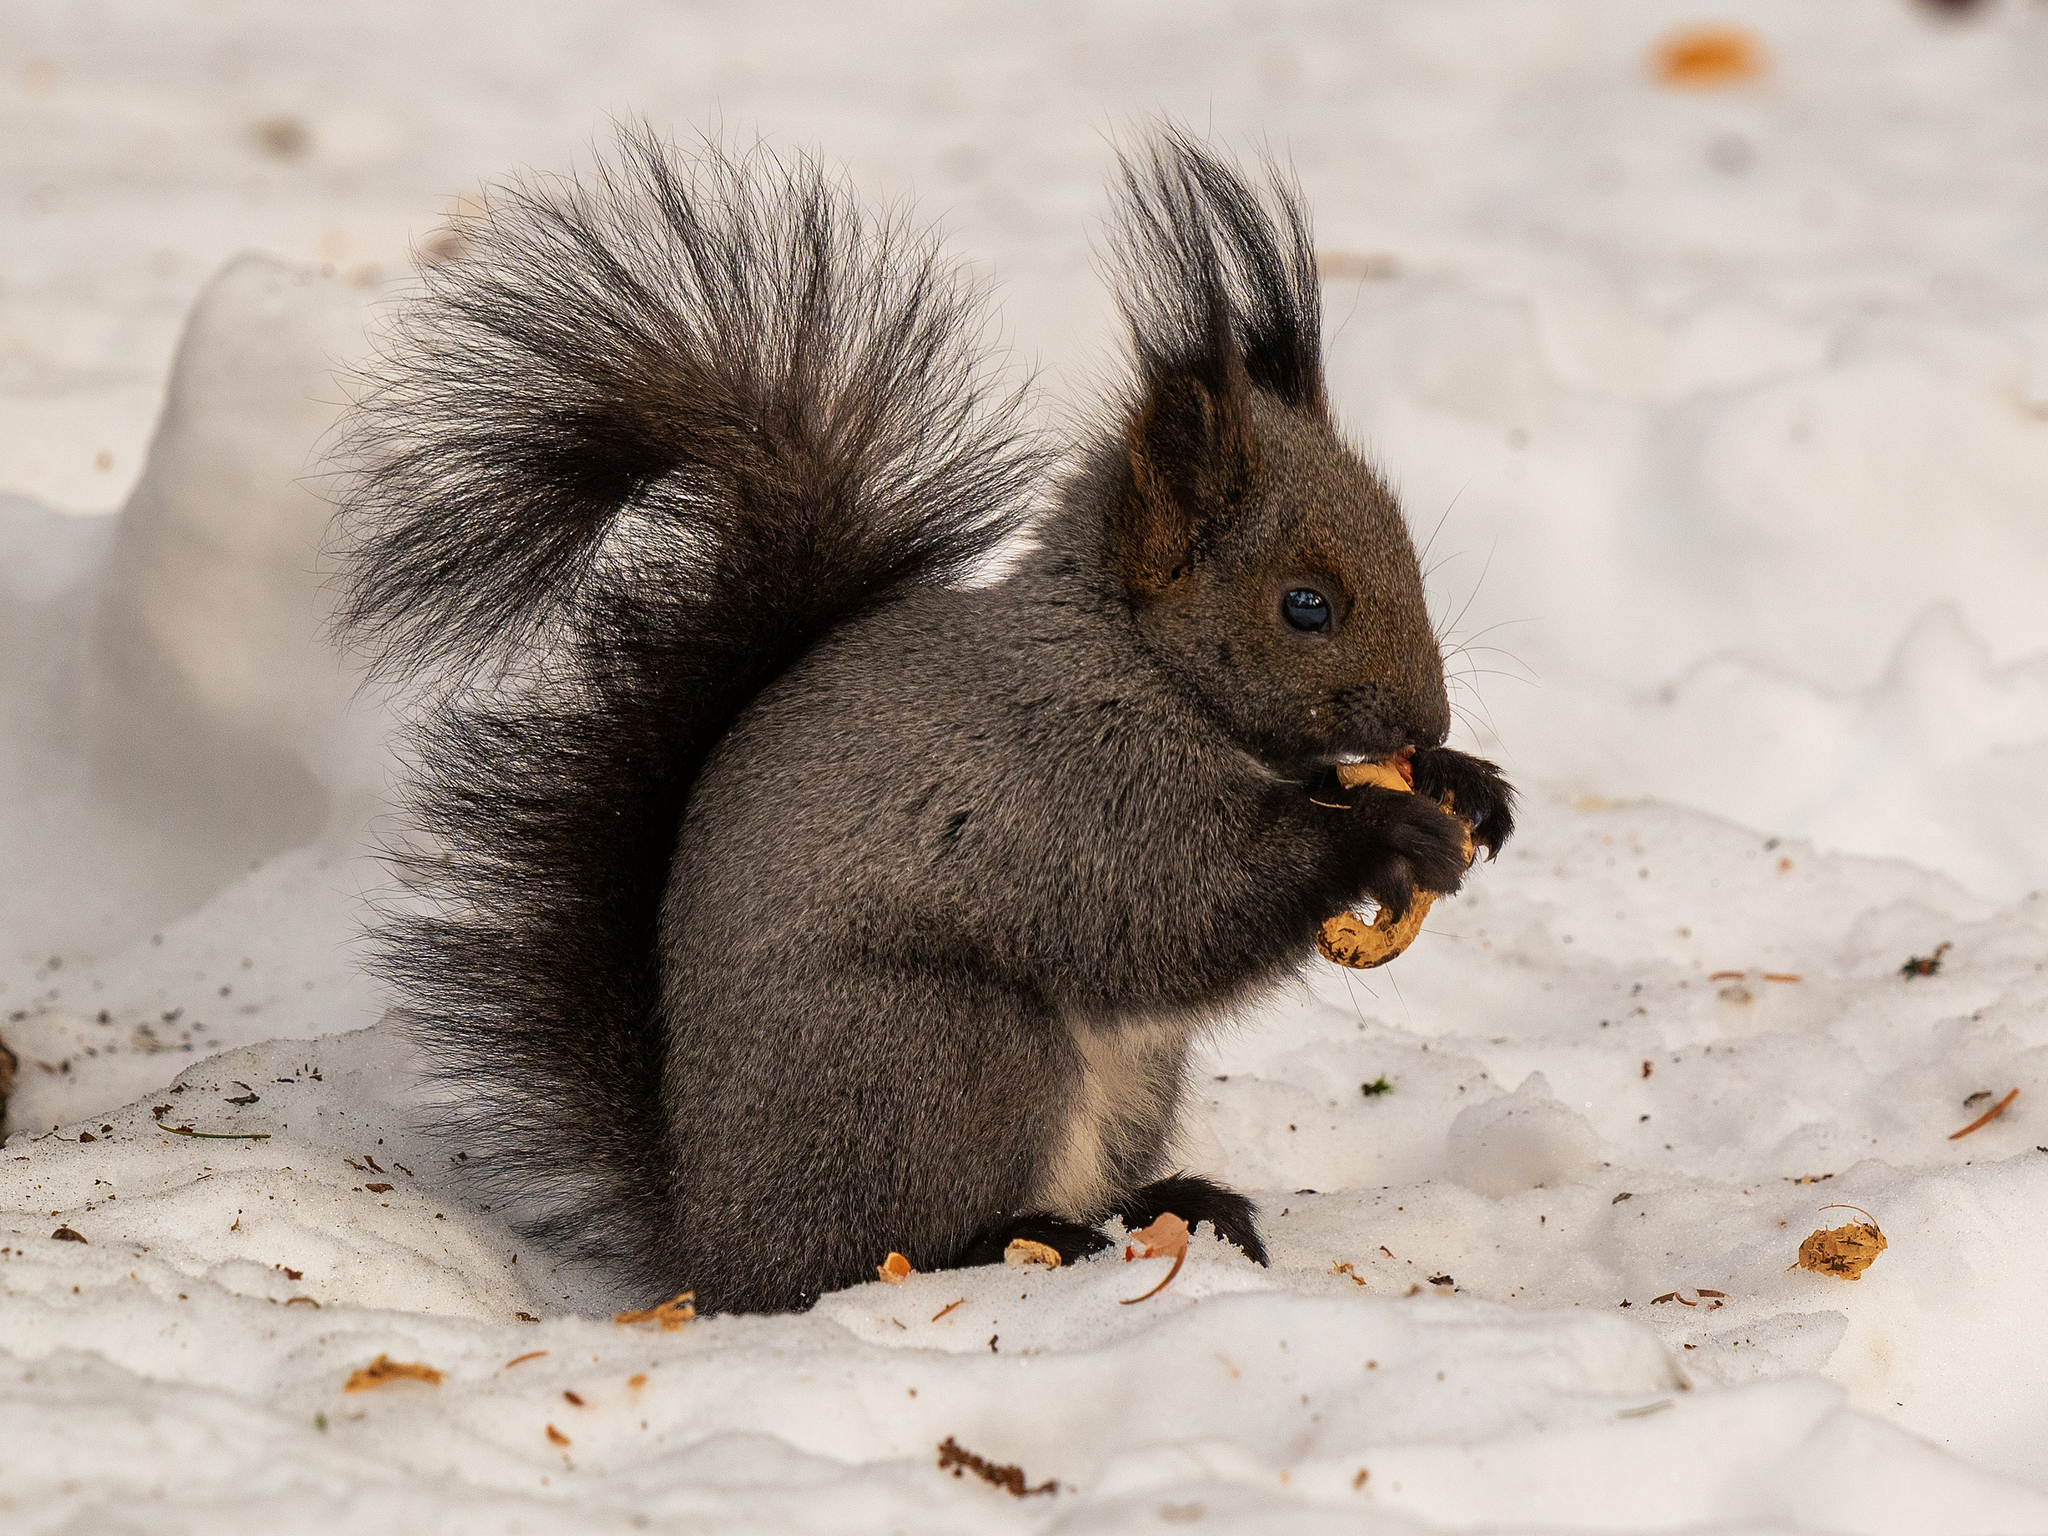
[6,2,2048,1531]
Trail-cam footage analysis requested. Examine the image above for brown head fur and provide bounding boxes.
[1105,132,1448,774]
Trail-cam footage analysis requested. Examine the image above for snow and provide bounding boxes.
[7,1,2048,1530]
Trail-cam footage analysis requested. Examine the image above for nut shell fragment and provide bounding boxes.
[1120,1212,1190,1305]
[1653,25,1765,89]
[1793,1216,1887,1281]
[344,1354,444,1392]
[1004,1238,1062,1268]
[615,1291,696,1329]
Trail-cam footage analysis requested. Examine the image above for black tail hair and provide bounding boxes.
[1108,127,1325,415]
[333,129,1040,1290]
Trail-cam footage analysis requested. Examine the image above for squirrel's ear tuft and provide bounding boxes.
[1115,331,1259,598]
[1104,127,1320,599]
[1108,127,1326,418]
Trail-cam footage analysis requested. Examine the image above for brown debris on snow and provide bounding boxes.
[1649,1289,1726,1310]
[1949,1088,2018,1141]
[1900,942,1951,979]
[937,1436,1058,1497]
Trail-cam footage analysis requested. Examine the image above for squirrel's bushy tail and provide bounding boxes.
[334,130,1040,1294]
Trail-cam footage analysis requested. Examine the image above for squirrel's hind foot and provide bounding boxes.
[958,1213,1116,1268]
[1112,1174,1268,1266]
[956,1174,1268,1271]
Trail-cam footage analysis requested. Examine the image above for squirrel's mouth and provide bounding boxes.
[1332,744,1416,788]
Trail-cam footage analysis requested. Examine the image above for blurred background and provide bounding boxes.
[5,0,2047,971]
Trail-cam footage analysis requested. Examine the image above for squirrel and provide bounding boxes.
[334,127,1515,1316]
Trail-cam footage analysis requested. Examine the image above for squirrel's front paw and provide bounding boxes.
[1410,747,1517,857]
[1349,788,1472,920]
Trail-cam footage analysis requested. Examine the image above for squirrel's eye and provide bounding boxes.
[1282,587,1331,633]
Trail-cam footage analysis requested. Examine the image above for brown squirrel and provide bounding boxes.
[335,127,1515,1314]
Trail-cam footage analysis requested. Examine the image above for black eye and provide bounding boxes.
[1282,587,1331,633]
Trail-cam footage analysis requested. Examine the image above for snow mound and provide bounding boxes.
[1445,1071,1599,1197]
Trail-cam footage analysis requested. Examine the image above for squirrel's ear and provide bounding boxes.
[1114,341,1259,598]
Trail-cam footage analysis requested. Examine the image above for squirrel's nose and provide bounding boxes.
[1396,693,1451,752]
